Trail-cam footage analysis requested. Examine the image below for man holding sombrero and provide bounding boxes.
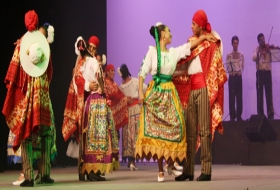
[2,10,54,187]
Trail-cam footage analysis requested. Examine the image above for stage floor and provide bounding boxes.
[0,163,280,190]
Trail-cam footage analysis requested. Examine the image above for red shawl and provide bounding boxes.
[105,77,128,130]
[173,36,227,140]
[62,57,85,142]
[2,40,53,151]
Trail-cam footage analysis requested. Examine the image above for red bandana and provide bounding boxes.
[105,64,115,72]
[192,10,212,33]
[24,10,38,32]
[88,36,100,47]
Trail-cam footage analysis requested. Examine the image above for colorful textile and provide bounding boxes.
[135,79,186,162]
[136,44,192,162]
[2,41,53,151]
[82,93,119,174]
[176,36,227,141]
[172,75,190,109]
[7,110,57,164]
[105,77,128,130]
[119,77,144,159]
[122,103,141,159]
[62,57,86,141]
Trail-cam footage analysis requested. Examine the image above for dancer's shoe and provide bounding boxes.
[130,164,138,171]
[13,173,25,185]
[158,172,164,182]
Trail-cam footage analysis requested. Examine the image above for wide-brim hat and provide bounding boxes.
[20,30,50,77]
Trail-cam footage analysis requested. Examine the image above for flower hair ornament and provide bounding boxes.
[43,23,54,44]
[47,25,54,44]
[155,22,162,27]
[74,36,84,56]
[117,67,122,77]
[101,54,106,65]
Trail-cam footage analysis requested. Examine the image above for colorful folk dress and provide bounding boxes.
[105,77,128,131]
[3,40,55,155]
[135,43,192,162]
[119,78,146,160]
[81,57,119,175]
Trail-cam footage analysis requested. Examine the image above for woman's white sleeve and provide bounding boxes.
[138,49,152,79]
[174,43,191,62]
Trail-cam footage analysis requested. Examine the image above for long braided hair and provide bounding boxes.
[149,23,166,85]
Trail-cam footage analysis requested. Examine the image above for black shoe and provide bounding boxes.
[88,171,106,181]
[79,174,85,181]
[20,179,34,187]
[196,173,211,181]
[237,117,244,121]
[42,176,54,183]
[175,174,194,181]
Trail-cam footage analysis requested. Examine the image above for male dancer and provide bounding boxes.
[174,10,227,181]
[2,10,54,187]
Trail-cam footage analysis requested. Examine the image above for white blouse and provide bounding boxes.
[119,77,147,99]
[138,43,191,79]
[80,56,101,93]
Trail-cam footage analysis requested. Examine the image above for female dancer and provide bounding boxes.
[118,64,147,170]
[76,37,119,181]
[136,22,215,182]
[104,64,128,139]
[62,35,99,181]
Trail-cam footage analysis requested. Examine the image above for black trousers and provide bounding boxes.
[256,70,274,119]
[228,75,243,120]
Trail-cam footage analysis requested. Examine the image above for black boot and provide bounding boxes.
[175,174,194,181]
[20,179,34,187]
[88,171,106,181]
[42,176,54,183]
[79,173,85,181]
[196,173,211,181]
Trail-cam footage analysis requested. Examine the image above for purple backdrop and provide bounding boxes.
[107,0,280,121]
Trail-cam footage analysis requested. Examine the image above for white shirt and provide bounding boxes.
[138,43,191,79]
[119,77,147,99]
[252,46,272,70]
[80,56,101,93]
[226,50,244,74]
[188,56,203,75]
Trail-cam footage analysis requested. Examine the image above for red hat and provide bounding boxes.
[88,36,100,47]
[192,10,212,33]
[25,10,38,32]
[105,64,115,72]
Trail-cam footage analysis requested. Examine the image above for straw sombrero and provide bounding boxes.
[20,30,50,77]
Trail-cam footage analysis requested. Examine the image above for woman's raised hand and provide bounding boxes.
[205,33,217,42]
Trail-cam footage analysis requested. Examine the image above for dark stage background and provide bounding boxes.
[0,0,107,170]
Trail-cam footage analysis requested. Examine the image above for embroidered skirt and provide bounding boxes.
[135,80,186,162]
[82,93,119,174]
[122,103,141,159]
